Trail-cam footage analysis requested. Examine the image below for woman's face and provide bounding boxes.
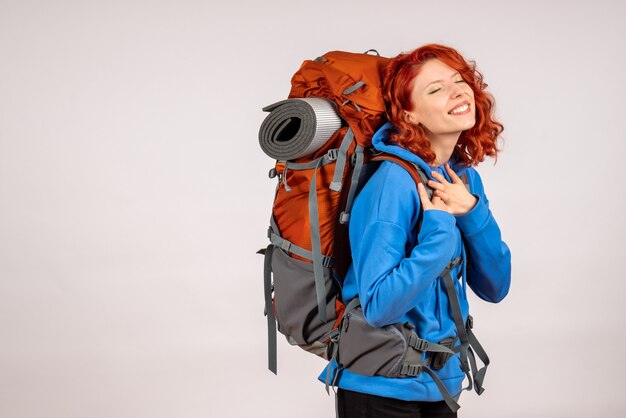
[404,59,476,141]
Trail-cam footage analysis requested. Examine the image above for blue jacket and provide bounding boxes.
[319,122,511,401]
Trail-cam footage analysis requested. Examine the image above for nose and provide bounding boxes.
[450,81,465,98]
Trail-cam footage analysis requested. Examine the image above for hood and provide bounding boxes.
[371,122,469,180]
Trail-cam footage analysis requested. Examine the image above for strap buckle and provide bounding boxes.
[466,315,474,330]
[408,333,429,352]
[321,256,333,268]
[401,362,422,377]
[326,149,339,161]
[429,337,458,371]
[449,256,463,269]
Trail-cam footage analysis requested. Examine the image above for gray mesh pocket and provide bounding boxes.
[337,307,415,377]
[271,248,340,355]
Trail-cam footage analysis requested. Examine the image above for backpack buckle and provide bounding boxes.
[408,334,429,352]
[429,337,458,371]
[466,315,474,330]
[400,362,422,377]
[449,256,463,269]
[326,149,339,161]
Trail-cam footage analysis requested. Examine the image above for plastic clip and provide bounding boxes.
[401,363,422,377]
[409,335,429,352]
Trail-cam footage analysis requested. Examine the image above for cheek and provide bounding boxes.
[420,99,448,117]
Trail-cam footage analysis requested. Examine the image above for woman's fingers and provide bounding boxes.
[417,183,433,210]
[427,179,445,191]
[434,190,448,201]
[432,195,448,211]
[430,171,448,184]
[419,182,450,212]
[445,163,463,184]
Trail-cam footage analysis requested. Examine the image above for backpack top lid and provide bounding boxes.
[288,50,390,148]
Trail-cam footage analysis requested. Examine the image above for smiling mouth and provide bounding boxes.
[448,103,470,115]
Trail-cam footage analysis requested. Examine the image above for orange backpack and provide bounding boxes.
[259,50,428,374]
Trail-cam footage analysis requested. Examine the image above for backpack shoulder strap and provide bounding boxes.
[369,152,432,195]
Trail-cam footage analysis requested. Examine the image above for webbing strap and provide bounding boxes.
[330,128,354,192]
[342,81,366,95]
[398,361,460,412]
[280,163,291,193]
[440,258,472,390]
[467,325,490,394]
[263,244,277,374]
[407,334,455,355]
[343,297,361,314]
[340,144,364,224]
[310,157,328,323]
[324,328,341,394]
[268,231,333,267]
[411,162,433,200]
[285,150,338,170]
[421,366,461,412]
[440,256,489,395]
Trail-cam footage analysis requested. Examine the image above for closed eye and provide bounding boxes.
[429,80,466,94]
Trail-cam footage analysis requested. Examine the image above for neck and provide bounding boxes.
[428,132,461,167]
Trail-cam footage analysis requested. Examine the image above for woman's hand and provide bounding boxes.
[427,163,477,215]
[417,182,448,212]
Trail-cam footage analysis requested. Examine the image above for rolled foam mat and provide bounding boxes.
[259,97,342,160]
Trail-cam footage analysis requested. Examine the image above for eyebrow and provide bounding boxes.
[424,72,461,89]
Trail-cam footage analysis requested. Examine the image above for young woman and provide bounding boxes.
[330,44,512,417]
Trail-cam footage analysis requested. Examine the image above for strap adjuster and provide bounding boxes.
[408,334,429,352]
[326,149,339,161]
[401,362,422,377]
[466,315,474,330]
[449,256,463,269]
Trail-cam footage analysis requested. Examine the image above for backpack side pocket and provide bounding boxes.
[271,247,340,358]
[337,307,411,377]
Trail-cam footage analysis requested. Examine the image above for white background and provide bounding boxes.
[1,0,625,417]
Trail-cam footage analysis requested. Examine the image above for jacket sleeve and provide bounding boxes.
[349,163,458,327]
[455,169,511,303]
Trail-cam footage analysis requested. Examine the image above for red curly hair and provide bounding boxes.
[383,44,503,166]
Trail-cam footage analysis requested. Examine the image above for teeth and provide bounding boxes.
[449,104,469,114]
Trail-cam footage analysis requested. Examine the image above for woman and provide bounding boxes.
[328,44,512,417]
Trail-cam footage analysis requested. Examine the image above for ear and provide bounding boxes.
[404,111,418,124]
